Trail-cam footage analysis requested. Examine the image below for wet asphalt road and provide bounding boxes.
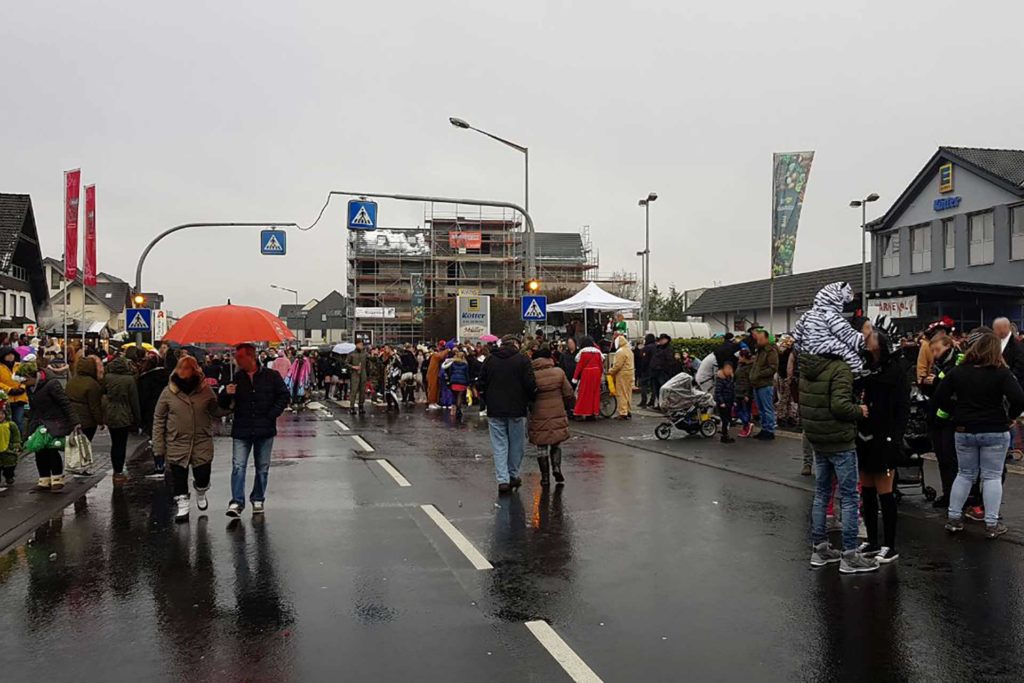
[3,405,1024,682]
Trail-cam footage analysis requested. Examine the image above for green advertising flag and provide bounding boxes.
[772,151,814,277]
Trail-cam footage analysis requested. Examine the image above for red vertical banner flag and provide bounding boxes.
[83,185,97,286]
[64,169,81,279]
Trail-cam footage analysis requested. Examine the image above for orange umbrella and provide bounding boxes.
[162,303,295,345]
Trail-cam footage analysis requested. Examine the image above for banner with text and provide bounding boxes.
[449,231,482,249]
[64,169,81,280]
[411,273,425,324]
[867,295,918,320]
[771,151,814,277]
[84,185,97,286]
[456,295,490,343]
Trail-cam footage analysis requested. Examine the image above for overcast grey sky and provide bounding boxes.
[2,1,1021,315]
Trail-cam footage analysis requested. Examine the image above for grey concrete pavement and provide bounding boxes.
[2,404,1024,681]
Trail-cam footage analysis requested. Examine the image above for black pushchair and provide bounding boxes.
[654,373,719,440]
[894,386,937,502]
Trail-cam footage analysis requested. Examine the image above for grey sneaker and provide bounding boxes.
[810,542,842,567]
[839,550,879,574]
[226,502,242,518]
[945,518,964,533]
[252,501,265,515]
[986,523,1008,539]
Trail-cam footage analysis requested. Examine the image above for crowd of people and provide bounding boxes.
[0,334,290,525]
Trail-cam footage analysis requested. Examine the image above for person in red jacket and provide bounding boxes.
[573,336,604,420]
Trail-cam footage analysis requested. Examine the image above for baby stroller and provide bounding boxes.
[654,373,719,440]
[894,386,937,502]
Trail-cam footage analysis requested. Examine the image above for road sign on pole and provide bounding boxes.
[347,200,378,230]
[126,308,152,333]
[521,295,547,321]
[260,229,287,255]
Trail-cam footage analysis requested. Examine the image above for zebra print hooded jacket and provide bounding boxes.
[792,282,866,375]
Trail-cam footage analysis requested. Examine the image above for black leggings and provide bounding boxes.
[718,406,733,437]
[81,426,98,441]
[109,426,131,474]
[35,448,63,478]
[170,463,212,497]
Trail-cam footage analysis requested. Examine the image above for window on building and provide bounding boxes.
[943,218,955,269]
[0,294,5,317]
[969,211,995,265]
[881,231,900,277]
[911,224,931,273]
[50,268,61,289]
[1011,205,1024,260]
[19,296,26,317]
[8,294,14,316]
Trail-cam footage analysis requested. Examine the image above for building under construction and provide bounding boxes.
[346,205,634,343]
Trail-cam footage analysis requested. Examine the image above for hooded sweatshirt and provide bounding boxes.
[793,282,865,374]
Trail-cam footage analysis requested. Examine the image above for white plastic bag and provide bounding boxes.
[64,428,94,473]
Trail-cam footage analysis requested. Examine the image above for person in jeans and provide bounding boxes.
[799,352,877,574]
[103,355,141,485]
[936,331,1024,538]
[749,327,779,440]
[478,335,537,494]
[220,343,290,517]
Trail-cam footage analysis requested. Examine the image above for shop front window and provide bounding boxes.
[881,231,899,277]
[1012,205,1024,260]
[911,224,931,273]
[969,211,995,265]
[943,218,955,269]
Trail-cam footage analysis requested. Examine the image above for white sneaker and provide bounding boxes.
[479,410,487,418]
[195,487,209,511]
[174,495,190,522]
[252,501,265,515]
[875,547,899,564]
[428,403,441,410]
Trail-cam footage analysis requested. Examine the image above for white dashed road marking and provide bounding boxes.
[525,620,603,683]
[333,419,350,431]
[420,504,493,570]
[352,435,374,452]
[375,459,411,487]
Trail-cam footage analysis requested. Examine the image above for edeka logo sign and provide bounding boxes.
[939,162,954,194]
[934,196,962,212]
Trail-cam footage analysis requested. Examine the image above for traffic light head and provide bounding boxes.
[526,279,541,293]
[133,294,146,306]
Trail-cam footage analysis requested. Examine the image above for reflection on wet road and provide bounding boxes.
[2,407,1024,681]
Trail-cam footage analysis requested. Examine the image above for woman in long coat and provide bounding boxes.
[572,336,604,420]
[529,346,573,486]
[426,343,446,408]
[608,335,635,419]
[153,356,230,522]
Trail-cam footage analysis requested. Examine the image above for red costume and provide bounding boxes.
[573,347,604,417]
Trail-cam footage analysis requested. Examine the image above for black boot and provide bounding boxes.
[550,446,565,484]
[538,456,550,487]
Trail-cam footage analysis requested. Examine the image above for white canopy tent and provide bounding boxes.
[547,282,640,335]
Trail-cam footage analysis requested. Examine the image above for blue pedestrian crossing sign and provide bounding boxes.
[347,200,378,231]
[126,308,152,332]
[260,229,287,256]
[521,295,547,321]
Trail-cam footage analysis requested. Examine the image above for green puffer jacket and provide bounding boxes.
[103,357,141,429]
[798,354,863,454]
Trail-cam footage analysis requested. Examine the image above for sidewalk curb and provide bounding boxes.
[571,424,1024,548]
[0,470,107,555]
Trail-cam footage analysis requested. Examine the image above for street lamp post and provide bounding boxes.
[638,193,658,334]
[271,284,299,304]
[449,117,528,212]
[849,193,881,313]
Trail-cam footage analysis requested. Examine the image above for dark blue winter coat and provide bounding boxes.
[219,367,289,440]
[713,375,736,407]
[447,360,470,387]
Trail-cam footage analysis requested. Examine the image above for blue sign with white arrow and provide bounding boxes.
[260,229,287,256]
[347,200,378,231]
[521,295,547,321]
[126,308,152,332]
